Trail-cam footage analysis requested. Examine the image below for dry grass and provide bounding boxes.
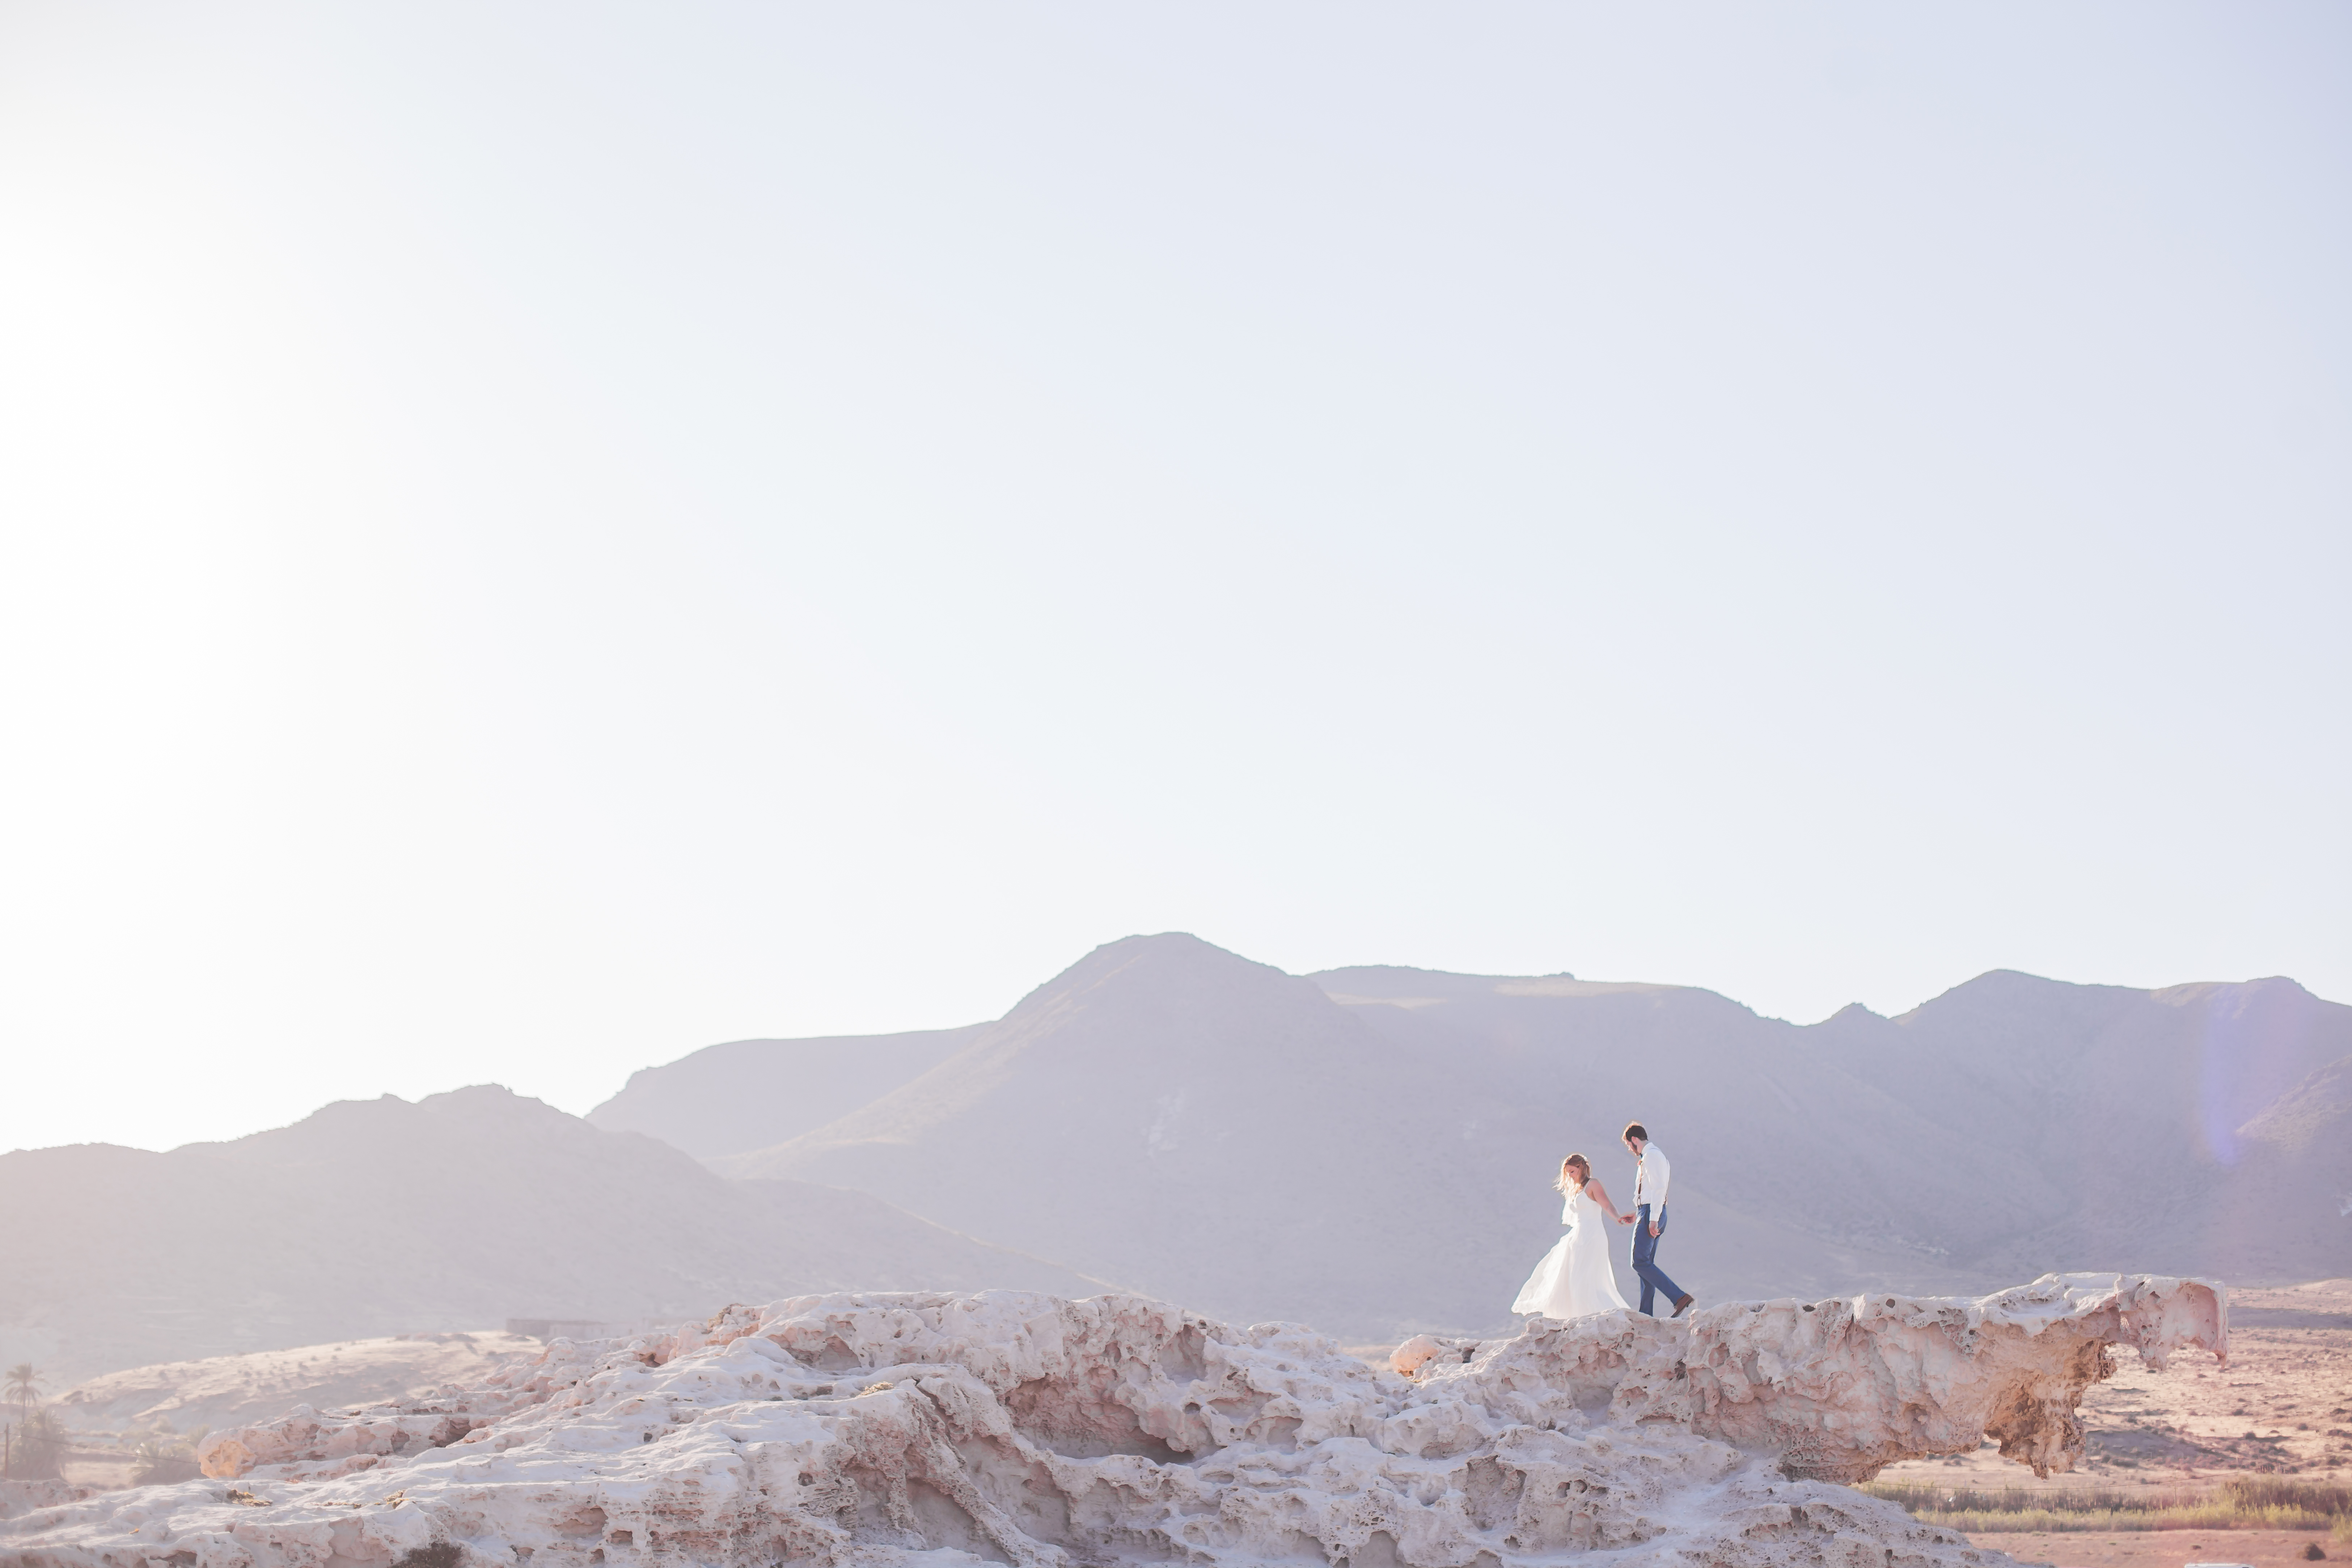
[1858,1476,2352,1535]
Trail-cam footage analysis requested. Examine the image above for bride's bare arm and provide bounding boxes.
[1584,1179,1630,1222]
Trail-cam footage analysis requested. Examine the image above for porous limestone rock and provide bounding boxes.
[0,1483,96,1525]
[54,1332,544,1439]
[1450,1272,2227,1485]
[0,1275,2224,1568]
[1388,1333,1450,1376]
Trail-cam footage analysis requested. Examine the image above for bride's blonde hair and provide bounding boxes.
[1553,1154,1591,1193]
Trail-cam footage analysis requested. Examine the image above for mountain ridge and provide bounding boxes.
[0,1085,1112,1384]
[18,937,2343,1381]
[689,935,2351,1336]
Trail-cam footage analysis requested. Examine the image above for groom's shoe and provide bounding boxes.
[1671,1294,1695,1318]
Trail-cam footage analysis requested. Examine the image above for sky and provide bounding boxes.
[1,2,2346,1156]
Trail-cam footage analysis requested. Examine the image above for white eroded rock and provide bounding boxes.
[1447,1272,2227,1485]
[0,1276,2224,1568]
[1388,1334,1446,1377]
[53,1332,544,1440]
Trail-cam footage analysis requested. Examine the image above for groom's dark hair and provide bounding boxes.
[1622,1122,1648,1143]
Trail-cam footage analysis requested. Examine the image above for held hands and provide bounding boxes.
[1618,1213,1635,1225]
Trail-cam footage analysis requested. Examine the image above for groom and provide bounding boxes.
[1619,1122,1695,1318]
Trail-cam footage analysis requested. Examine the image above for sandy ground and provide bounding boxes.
[1875,1280,2352,1495]
[1967,1527,2342,1567]
[48,1451,145,1490]
[1873,1280,2352,1568]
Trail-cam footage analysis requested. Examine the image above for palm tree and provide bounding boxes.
[12,1407,62,1480]
[4,1363,42,1478]
[4,1363,40,1423]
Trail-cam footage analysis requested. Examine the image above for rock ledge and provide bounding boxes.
[0,1273,2224,1568]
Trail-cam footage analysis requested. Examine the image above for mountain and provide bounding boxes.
[2230,1051,2352,1265]
[2241,1052,2352,1156]
[1330,964,2352,1292]
[588,1026,986,1158]
[715,935,1502,1336]
[0,1086,1108,1384]
[1795,972,2352,1282]
[710,936,1987,1338]
[707,935,2352,1339]
[17,937,2340,1381]
[1311,965,2020,1266]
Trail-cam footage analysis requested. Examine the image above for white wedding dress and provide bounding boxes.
[1511,1182,1632,1319]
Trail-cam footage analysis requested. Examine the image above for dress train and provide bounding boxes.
[1511,1183,1631,1319]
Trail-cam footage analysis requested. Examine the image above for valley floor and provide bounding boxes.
[1964,1527,2341,1567]
[1878,1279,2352,1494]
[1871,1280,2352,1567]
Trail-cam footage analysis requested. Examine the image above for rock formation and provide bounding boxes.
[0,1274,2224,1568]
[1459,1273,2226,1485]
[0,1484,95,1526]
[53,1332,544,1438]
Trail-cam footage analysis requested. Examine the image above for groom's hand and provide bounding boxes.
[1647,1221,1661,1237]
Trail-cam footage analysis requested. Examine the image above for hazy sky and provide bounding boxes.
[3,3,2346,1156]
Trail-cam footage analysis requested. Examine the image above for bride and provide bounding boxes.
[1510,1153,1632,1320]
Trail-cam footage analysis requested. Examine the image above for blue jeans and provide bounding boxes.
[1631,1204,1684,1315]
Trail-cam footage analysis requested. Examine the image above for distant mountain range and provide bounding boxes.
[596,934,2352,1339]
[7,934,2345,1383]
[0,1086,1105,1383]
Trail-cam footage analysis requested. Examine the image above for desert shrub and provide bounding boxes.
[132,1439,200,1487]
[4,1409,64,1480]
[2223,1478,2352,1514]
[1859,1477,2352,1535]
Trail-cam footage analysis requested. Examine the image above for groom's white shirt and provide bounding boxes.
[1634,1141,1671,1213]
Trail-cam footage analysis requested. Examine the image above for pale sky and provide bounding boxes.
[2,3,2346,1156]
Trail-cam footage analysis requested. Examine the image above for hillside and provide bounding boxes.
[1328,962,2352,1286]
[588,1026,986,1158]
[2227,1052,2352,1272]
[710,936,1987,1337]
[0,1086,1109,1383]
[1799,972,2352,1282]
[714,937,1508,1335]
[708,935,2352,1339]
